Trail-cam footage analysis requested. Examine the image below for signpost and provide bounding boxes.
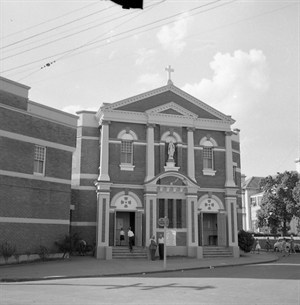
[158,216,169,269]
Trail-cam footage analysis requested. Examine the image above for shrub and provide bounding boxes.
[238,230,255,253]
[38,245,49,261]
[55,233,81,258]
[0,241,16,264]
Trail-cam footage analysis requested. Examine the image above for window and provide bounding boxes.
[118,130,137,171]
[157,199,186,229]
[34,145,46,175]
[200,138,216,176]
[203,147,213,169]
[121,140,133,164]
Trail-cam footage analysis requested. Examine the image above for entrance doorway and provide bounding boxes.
[198,213,218,246]
[114,211,143,247]
[115,212,135,246]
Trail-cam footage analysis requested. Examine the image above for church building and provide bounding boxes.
[71,69,242,259]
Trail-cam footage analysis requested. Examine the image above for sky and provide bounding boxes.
[1,0,299,179]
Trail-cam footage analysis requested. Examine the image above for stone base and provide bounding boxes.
[96,246,112,260]
[164,161,180,172]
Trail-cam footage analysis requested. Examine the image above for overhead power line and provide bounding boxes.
[1,6,141,60]
[1,4,115,49]
[1,0,223,72]
[1,1,102,40]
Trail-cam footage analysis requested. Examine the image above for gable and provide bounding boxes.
[114,91,221,120]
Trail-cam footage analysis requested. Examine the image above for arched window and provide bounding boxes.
[200,137,217,176]
[118,129,137,171]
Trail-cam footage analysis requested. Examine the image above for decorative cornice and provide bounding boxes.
[146,102,198,118]
[96,83,235,125]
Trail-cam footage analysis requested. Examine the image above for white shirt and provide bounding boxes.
[128,230,134,237]
[158,237,164,244]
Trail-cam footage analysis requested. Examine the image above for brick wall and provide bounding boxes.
[0,223,69,254]
[0,108,76,147]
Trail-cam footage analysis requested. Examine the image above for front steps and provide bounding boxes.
[203,246,233,258]
[112,246,148,259]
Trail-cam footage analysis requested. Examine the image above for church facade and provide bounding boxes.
[71,80,242,259]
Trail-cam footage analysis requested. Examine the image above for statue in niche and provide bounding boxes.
[168,141,175,160]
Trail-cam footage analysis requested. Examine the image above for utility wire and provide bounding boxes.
[15,1,166,81]
[2,7,124,54]
[1,0,223,72]
[15,0,293,83]
[1,1,102,40]
[1,6,142,60]
[1,4,115,49]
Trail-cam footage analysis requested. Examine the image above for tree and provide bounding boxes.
[257,171,300,235]
[238,230,254,253]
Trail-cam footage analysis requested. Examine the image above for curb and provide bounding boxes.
[0,256,278,283]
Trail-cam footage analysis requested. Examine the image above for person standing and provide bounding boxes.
[282,238,288,257]
[158,234,164,260]
[128,227,134,252]
[119,228,125,246]
[149,236,157,261]
[255,239,261,254]
[265,237,271,252]
[289,235,296,254]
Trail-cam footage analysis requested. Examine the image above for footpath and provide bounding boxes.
[0,252,278,282]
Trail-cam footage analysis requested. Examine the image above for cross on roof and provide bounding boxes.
[165,65,174,85]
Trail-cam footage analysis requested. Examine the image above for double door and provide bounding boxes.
[114,211,143,246]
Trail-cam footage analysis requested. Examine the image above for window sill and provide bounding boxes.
[119,163,135,171]
[202,169,216,176]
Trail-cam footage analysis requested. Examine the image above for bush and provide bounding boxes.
[38,245,49,261]
[0,241,16,264]
[55,233,81,258]
[238,230,255,253]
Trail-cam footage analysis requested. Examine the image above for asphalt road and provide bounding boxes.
[1,255,299,305]
[127,254,300,280]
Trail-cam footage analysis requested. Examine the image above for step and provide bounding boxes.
[112,247,148,259]
[203,247,232,258]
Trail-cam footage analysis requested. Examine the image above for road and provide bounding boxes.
[1,255,299,305]
[127,253,300,280]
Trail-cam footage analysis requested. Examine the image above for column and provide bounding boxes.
[187,127,195,181]
[96,190,110,259]
[186,195,198,247]
[145,124,155,182]
[225,131,235,187]
[172,199,177,229]
[98,121,110,181]
[225,197,238,246]
[144,192,157,246]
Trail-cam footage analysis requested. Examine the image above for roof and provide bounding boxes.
[96,83,235,129]
[242,176,264,190]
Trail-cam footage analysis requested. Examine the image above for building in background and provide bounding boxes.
[241,176,263,232]
[242,157,300,234]
[71,76,243,259]
[0,77,78,254]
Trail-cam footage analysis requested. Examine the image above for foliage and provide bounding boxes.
[293,181,300,203]
[257,171,300,235]
[238,230,254,253]
[38,245,49,261]
[55,233,81,258]
[0,241,16,263]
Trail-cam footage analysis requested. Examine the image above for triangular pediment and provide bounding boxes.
[98,83,235,124]
[146,102,198,118]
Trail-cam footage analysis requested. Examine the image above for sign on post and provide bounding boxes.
[158,217,169,269]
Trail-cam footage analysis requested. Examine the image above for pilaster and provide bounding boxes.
[225,131,235,187]
[144,192,157,246]
[187,127,195,181]
[98,121,110,181]
[186,194,198,247]
[145,124,155,182]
